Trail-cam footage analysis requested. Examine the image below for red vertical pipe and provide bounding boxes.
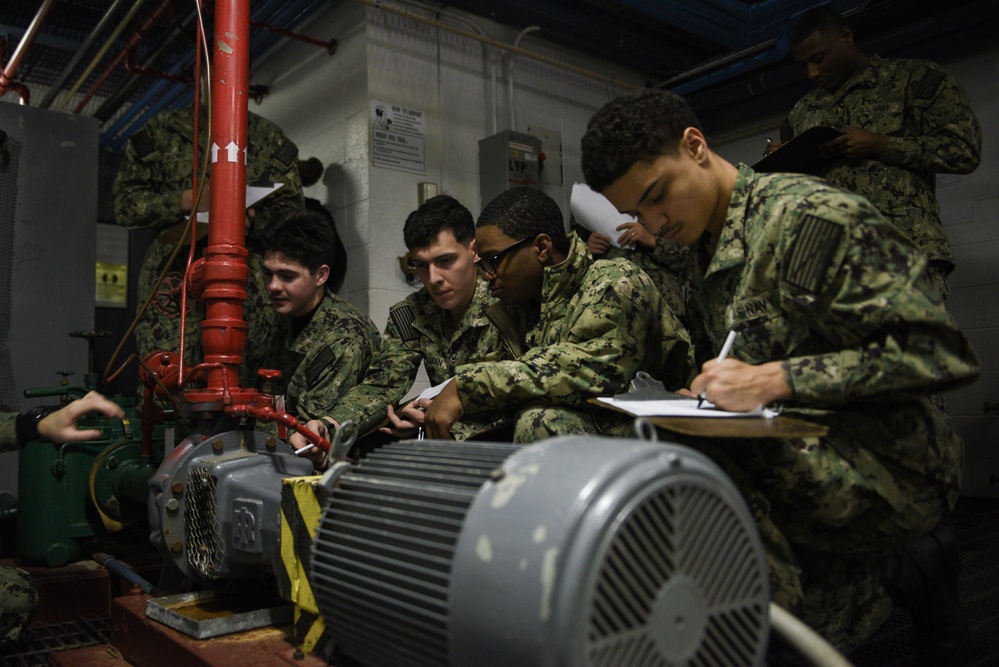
[200,0,250,396]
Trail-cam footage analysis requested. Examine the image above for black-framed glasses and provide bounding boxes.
[476,236,533,276]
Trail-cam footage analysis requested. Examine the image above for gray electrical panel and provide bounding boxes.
[0,103,97,493]
[478,130,542,208]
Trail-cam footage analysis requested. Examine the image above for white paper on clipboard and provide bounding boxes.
[196,182,284,222]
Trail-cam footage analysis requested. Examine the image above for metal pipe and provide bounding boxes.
[93,4,202,122]
[507,25,539,133]
[250,19,337,53]
[57,0,152,113]
[71,0,174,115]
[0,0,56,99]
[93,552,158,596]
[39,0,133,109]
[200,0,251,396]
[361,0,641,92]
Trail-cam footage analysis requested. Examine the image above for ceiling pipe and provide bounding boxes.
[100,0,328,150]
[39,0,133,109]
[57,0,152,113]
[246,0,332,65]
[507,25,539,133]
[362,0,641,92]
[71,0,175,115]
[92,4,202,122]
[688,0,999,118]
[649,0,873,94]
[0,0,56,101]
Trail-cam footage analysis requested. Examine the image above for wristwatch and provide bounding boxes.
[15,405,58,446]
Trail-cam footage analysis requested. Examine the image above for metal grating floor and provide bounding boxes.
[0,617,111,667]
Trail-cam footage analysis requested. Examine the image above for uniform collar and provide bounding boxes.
[541,233,591,306]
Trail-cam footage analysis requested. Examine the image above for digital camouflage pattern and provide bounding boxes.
[683,164,979,652]
[328,279,525,440]
[0,413,36,645]
[257,291,380,426]
[111,107,305,384]
[785,55,982,274]
[454,234,694,443]
[1,565,36,645]
[604,234,689,325]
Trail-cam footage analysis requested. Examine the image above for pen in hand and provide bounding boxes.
[698,329,738,408]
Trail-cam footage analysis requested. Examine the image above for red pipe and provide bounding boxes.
[250,19,338,54]
[0,0,54,101]
[72,0,174,115]
[198,0,251,398]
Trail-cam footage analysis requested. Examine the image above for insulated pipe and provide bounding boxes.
[200,0,251,396]
[0,0,56,100]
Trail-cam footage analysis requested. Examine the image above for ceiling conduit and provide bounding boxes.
[647,0,867,92]
[56,0,152,113]
[98,0,331,149]
[687,0,999,116]
[70,0,175,116]
[92,4,201,122]
[39,0,132,109]
[0,0,56,103]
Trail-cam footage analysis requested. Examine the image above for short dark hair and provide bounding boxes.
[403,195,475,250]
[477,187,569,254]
[581,89,701,193]
[262,209,335,274]
[790,7,848,46]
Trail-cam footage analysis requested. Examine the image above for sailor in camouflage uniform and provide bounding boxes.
[583,89,980,654]
[776,7,982,299]
[293,196,524,458]
[423,187,693,443]
[576,222,689,327]
[1,394,124,644]
[257,211,379,429]
[111,104,304,384]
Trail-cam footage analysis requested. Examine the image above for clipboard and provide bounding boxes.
[752,126,844,176]
[589,398,828,439]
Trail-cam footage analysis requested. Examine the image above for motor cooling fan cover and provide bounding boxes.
[312,435,769,667]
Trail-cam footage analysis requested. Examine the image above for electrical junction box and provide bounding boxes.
[478,130,542,208]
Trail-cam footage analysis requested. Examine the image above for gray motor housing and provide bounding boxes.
[312,435,769,667]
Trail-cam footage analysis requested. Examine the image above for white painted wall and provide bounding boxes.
[249,1,998,496]
[251,1,643,331]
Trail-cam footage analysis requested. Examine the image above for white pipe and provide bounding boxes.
[769,602,854,667]
[507,25,539,132]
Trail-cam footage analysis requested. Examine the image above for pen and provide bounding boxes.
[698,329,738,408]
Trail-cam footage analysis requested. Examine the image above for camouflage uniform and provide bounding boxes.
[328,280,525,441]
[112,107,304,384]
[454,234,694,443]
[257,291,381,425]
[0,413,37,644]
[784,55,982,295]
[605,235,689,326]
[682,164,979,652]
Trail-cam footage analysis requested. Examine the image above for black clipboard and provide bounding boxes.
[752,126,844,176]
